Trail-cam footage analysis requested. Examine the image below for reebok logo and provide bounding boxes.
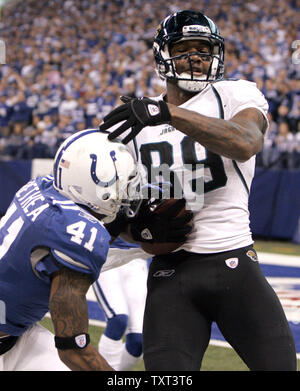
[153,269,175,277]
[141,228,153,240]
[148,104,160,116]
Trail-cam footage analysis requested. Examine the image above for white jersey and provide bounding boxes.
[127,79,269,254]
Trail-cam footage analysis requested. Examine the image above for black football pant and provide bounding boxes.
[143,245,297,371]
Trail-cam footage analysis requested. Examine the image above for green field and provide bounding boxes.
[39,315,300,371]
[254,238,300,256]
[39,316,250,371]
[40,239,300,371]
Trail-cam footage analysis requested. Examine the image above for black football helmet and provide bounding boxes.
[153,10,225,92]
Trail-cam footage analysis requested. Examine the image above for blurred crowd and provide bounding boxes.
[0,0,299,169]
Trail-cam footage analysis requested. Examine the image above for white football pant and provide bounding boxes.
[0,323,69,371]
[94,256,149,370]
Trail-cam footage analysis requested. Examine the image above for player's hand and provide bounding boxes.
[99,96,171,144]
[129,198,193,243]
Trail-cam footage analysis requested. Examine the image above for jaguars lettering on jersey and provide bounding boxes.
[124,79,269,254]
[0,176,110,336]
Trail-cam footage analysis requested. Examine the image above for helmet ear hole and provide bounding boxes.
[102,193,110,200]
[158,63,167,75]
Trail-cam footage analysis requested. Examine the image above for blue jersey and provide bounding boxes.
[110,236,140,250]
[0,176,110,336]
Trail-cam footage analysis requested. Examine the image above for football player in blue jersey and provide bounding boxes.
[0,130,142,371]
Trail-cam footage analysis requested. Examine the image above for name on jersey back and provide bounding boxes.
[15,180,49,222]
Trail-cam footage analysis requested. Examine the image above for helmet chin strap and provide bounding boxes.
[68,185,119,222]
[102,213,118,224]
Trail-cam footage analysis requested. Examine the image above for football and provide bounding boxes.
[140,198,190,256]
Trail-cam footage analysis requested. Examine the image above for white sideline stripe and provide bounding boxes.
[266,277,300,285]
[258,251,300,267]
[210,339,231,348]
[89,318,106,328]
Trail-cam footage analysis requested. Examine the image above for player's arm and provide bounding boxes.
[100,96,267,162]
[49,267,114,371]
[167,105,267,162]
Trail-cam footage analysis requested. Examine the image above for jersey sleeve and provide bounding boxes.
[99,236,149,272]
[101,246,150,273]
[217,80,269,132]
[110,236,141,249]
[46,204,111,282]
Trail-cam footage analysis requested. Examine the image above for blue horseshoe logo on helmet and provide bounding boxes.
[90,151,118,187]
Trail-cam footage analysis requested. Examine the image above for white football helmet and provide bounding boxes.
[53,129,141,223]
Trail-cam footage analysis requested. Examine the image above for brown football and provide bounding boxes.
[140,198,189,256]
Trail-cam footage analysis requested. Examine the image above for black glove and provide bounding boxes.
[129,198,193,243]
[104,207,129,239]
[99,96,171,144]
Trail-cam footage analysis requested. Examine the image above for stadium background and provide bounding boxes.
[0,0,299,370]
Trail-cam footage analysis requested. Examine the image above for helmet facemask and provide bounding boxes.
[96,165,143,223]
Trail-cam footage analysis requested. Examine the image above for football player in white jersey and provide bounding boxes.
[99,10,297,370]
